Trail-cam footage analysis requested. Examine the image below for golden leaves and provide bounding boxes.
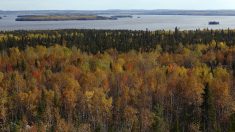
[0,72,4,82]
[85,91,94,100]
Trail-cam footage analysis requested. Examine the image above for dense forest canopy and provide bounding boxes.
[1,28,235,53]
[0,29,234,132]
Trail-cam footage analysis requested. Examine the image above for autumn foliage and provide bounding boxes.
[0,29,234,132]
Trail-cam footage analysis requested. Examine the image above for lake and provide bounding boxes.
[1,14,235,31]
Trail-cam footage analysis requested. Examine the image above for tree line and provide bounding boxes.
[1,28,235,53]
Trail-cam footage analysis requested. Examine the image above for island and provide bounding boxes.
[15,15,117,21]
[111,15,133,19]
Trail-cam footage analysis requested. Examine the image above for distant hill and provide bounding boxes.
[2,10,235,16]
[96,9,235,16]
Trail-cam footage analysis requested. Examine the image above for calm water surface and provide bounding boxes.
[1,15,235,31]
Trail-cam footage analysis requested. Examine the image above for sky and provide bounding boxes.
[0,0,235,10]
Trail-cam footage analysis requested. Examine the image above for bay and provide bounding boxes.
[1,14,235,31]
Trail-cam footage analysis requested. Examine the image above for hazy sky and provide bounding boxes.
[0,0,235,10]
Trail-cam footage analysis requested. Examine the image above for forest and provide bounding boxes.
[0,28,234,132]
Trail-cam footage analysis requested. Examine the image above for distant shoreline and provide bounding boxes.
[2,10,235,16]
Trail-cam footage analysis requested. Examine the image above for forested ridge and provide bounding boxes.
[0,29,234,132]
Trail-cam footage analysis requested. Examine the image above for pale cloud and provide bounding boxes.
[0,0,234,10]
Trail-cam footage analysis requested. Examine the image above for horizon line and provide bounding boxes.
[1,9,235,11]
